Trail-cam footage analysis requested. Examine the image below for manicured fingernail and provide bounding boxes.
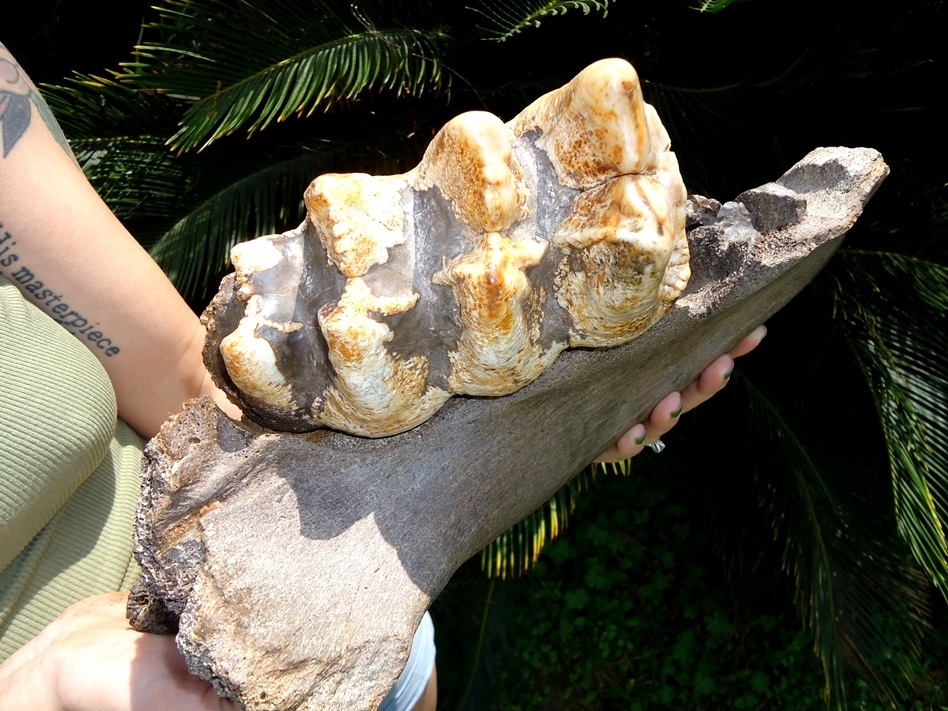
[671,403,683,418]
[635,432,647,445]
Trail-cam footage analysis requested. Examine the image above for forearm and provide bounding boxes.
[0,43,211,438]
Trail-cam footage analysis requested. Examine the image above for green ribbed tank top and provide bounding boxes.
[0,275,143,659]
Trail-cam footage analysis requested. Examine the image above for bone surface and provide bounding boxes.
[132,143,887,710]
[213,58,689,437]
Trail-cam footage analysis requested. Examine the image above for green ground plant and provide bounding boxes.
[438,460,948,710]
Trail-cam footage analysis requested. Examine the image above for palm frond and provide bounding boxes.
[829,249,948,592]
[41,72,180,141]
[148,152,330,299]
[71,136,194,225]
[741,373,929,705]
[481,459,632,579]
[694,0,745,13]
[846,249,948,311]
[120,0,451,152]
[467,0,612,42]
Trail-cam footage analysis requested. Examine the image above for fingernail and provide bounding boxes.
[635,432,647,445]
[671,403,683,418]
[723,364,734,380]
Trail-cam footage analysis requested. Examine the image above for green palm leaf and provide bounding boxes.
[694,0,746,12]
[147,152,329,299]
[41,72,182,141]
[740,372,928,705]
[121,0,451,152]
[830,249,948,592]
[71,135,196,242]
[467,0,612,42]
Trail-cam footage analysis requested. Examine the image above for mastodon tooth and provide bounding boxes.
[206,58,690,437]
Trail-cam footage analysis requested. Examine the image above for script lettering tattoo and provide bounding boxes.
[0,42,76,159]
[0,223,122,356]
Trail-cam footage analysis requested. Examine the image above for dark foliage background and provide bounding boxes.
[6,0,946,708]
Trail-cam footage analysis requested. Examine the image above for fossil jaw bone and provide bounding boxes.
[209,58,690,437]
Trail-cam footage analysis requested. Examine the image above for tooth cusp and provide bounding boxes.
[433,234,563,396]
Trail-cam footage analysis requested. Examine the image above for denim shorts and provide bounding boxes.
[377,612,436,710]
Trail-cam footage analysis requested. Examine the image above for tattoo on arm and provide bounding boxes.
[0,222,122,356]
[0,43,77,161]
[0,55,30,157]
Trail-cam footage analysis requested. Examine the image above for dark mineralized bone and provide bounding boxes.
[130,142,887,710]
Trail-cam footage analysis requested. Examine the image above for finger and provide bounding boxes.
[642,391,683,442]
[680,354,733,414]
[594,423,647,463]
[594,326,767,464]
[729,324,767,359]
[679,325,767,414]
[597,390,685,463]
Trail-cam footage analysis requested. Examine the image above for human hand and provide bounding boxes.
[595,325,767,463]
[0,591,237,711]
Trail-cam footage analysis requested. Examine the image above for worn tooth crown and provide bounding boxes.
[304,173,405,278]
[415,111,527,233]
[511,58,663,187]
[315,278,450,437]
[207,58,690,437]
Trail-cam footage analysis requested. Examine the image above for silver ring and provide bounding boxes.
[648,438,666,453]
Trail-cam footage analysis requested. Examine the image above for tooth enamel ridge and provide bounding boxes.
[208,58,690,437]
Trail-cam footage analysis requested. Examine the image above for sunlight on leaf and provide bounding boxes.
[830,249,948,592]
[119,0,451,152]
[740,371,928,706]
[467,0,612,42]
[694,0,745,13]
[480,459,628,579]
